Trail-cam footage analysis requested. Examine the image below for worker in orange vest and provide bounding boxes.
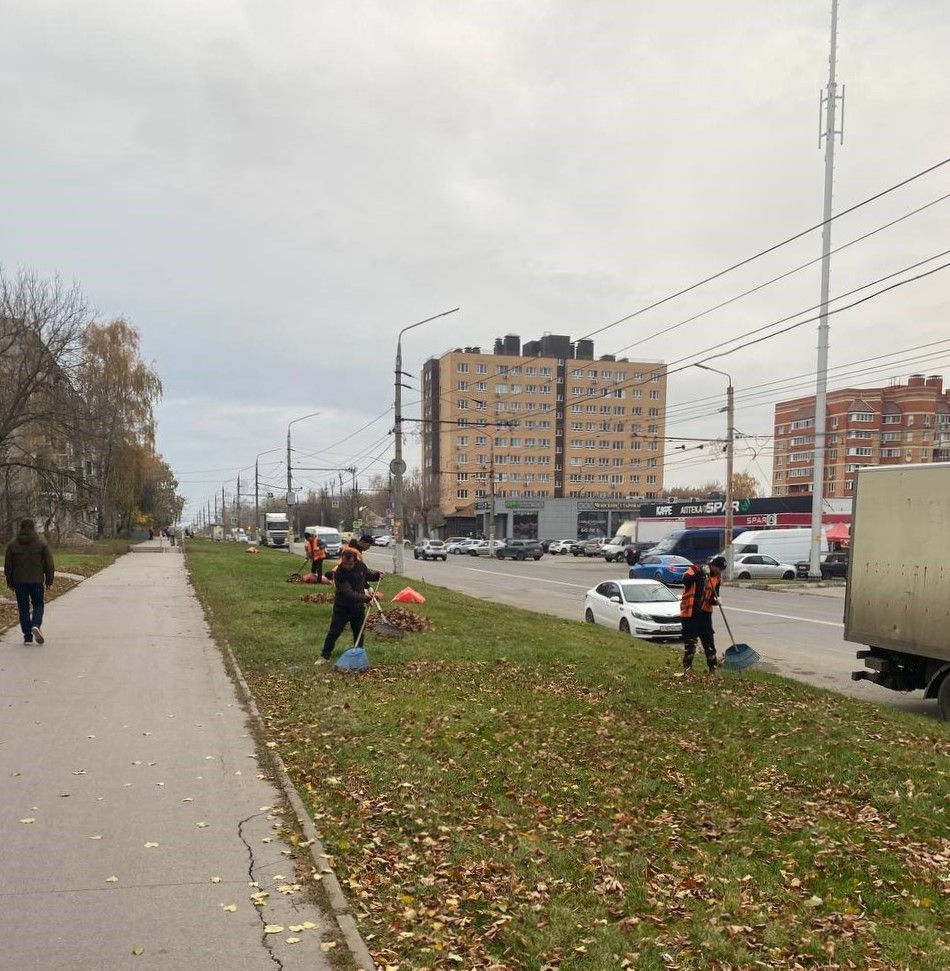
[305,532,327,581]
[679,555,726,674]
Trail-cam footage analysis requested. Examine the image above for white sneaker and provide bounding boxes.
[314,657,328,666]
[32,627,44,645]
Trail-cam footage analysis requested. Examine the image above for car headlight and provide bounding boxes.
[629,610,651,621]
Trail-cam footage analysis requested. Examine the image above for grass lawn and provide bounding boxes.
[186,540,950,971]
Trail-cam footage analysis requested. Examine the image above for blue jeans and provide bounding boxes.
[14,583,45,640]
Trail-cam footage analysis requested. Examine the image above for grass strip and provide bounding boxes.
[186,540,950,971]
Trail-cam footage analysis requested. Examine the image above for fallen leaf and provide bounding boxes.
[88,835,103,840]
[222,904,237,912]
[106,876,118,883]
[19,818,35,824]
[320,941,337,952]
[144,842,159,848]
[211,877,221,883]
[131,947,144,956]
[286,937,301,945]
[263,924,284,934]
[196,822,208,828]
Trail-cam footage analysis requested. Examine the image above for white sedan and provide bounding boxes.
[584,579,683,639]
[466,539,504,557]
[372,535,394,547]
[731,553,797,580]
[548,539,576,554]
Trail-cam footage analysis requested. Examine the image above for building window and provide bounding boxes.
[649,390,661,400]
[457,399,468,410]
[476,363,487,374]
[791,418,815,430]
[882,414,900,424]
[849,412,874,422]
[456,489,468,499]
[457,363,469,373]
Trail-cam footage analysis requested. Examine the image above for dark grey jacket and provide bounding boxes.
[4,522,55,587]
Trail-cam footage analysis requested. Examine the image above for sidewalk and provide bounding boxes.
[0,542,362,970]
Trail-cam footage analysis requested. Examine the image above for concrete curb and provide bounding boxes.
[218,639,377,971]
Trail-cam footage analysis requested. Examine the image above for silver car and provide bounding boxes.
[731,553,797,580]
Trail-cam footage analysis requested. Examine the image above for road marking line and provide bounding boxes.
[727,606,843,628]
[465,567,587,589]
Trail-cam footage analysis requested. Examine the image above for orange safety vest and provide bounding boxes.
[679,566,720,617]
[306,537,327,561]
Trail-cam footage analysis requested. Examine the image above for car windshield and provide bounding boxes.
[621,583,679,603]
[659,556,692,565]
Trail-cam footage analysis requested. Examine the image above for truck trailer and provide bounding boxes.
[258,512,290,548]
[848,463,950,720]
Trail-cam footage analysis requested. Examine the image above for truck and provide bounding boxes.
[731,527,830,566]
[848,463,950,720]
[258,512,290,548]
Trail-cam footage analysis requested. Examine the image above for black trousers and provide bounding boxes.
[321,604,366,659]
[682,612,718,670]
[310,558,325,580]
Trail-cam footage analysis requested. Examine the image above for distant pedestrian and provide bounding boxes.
[679,555,726,674]
[624,544,640,568]
[4,518,55,646]
[316,548,382,665]
[148,526,155,541]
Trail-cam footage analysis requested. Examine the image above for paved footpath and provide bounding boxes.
[0,543,359,971]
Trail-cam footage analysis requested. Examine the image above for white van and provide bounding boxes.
[304,525,344,558]
[730,528,829,565]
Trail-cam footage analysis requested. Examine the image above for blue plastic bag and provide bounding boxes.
[335,647,369,672]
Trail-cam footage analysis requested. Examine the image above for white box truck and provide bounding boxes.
[731,527,829,566]
[258,512,290,548]
[847,463,950,720]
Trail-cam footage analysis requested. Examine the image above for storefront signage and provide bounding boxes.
[504,499,545,509]
[577,500,642,512]
[640,497,813,517]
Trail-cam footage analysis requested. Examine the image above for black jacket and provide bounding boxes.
[332,561,381,609]
[4,521,55,587]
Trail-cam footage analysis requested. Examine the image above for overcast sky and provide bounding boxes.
[2,0,948,520]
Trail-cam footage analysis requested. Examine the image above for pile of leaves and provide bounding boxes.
[366,606,434,633]
[298,592,335,604]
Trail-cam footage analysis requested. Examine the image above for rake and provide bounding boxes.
[718,604,760,670]
[369,591,405,639]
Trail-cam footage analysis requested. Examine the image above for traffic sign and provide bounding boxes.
[389,458,407,475]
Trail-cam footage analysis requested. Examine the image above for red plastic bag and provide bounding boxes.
[392,586,426,604]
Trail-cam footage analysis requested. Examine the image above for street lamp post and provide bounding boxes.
[696,364,735,581]
[286,412,321,544]
[254,447,282,541]
[392,308,460,575]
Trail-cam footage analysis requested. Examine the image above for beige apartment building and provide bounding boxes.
[772,374,950,498]
[421,333,667,519]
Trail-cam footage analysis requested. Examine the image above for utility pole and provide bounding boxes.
[392,308,460,575]
[236,472,241,530]
[221,485,226,533]
[809,0,844,581]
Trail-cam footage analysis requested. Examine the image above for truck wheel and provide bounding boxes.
[938,673,950,721]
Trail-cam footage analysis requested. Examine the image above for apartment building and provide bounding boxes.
[421,333,667,519]
[772,374,950,498]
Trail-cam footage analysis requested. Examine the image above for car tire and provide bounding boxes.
[585,608,595,624]
[654,571,664,582]
[937,673,950,721]
[516,552,525,561]
[534,554,541,560]
[414,552,420,559]
[496,552,504,559]
[782,570,795,580]
[738,571,751,580]
[441,556,447,561]
[619,618,631,634]
[573,551,580,557]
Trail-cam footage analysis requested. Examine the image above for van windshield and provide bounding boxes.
[732,543,756,554]
[322,532,342,545]
[651,534,682,553]
[608,534,628,545]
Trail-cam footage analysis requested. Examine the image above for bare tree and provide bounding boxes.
[0,268,94,538]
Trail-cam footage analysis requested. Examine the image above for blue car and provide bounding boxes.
[629,553,693,586]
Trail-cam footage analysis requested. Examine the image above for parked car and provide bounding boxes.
[569,540,586,556]
[584,579,683,639]
[444,536,470,549]
[372,534,394,547]
[539,539,556,553]
[548,539,576,555]
[629,554,694,585]
[467,539,504,556]
[414,539,448,561]
[446,538,476,554]
[730,553,797,580]
[229,529,249,544]
[795,550,849,579]
[579,537,607,557]
[496,539,543,561]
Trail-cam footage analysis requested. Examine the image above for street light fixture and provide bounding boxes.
[392,308,460,574]
[286,412,321,544]
[695,363,735,581]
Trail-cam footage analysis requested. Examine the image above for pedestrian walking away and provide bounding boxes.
[317,548,382,665]
[4,517,55,646]
[679,555,726,674]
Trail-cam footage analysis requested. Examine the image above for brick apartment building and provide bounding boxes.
[772,374,950,498]
[421,334,668,520]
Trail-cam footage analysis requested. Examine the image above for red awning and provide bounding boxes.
[826,522,850,541]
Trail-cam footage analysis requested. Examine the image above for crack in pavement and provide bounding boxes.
[238,812,285,971]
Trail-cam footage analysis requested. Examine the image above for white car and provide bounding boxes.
[414,539,448,561]
[446,538,476,554]
[373,535,394,547]
[548,539,576,555]
[584,579,683,639]
[730,553,797,580]
[466,539,504,557]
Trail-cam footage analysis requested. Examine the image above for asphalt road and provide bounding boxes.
[344,544,938,720]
